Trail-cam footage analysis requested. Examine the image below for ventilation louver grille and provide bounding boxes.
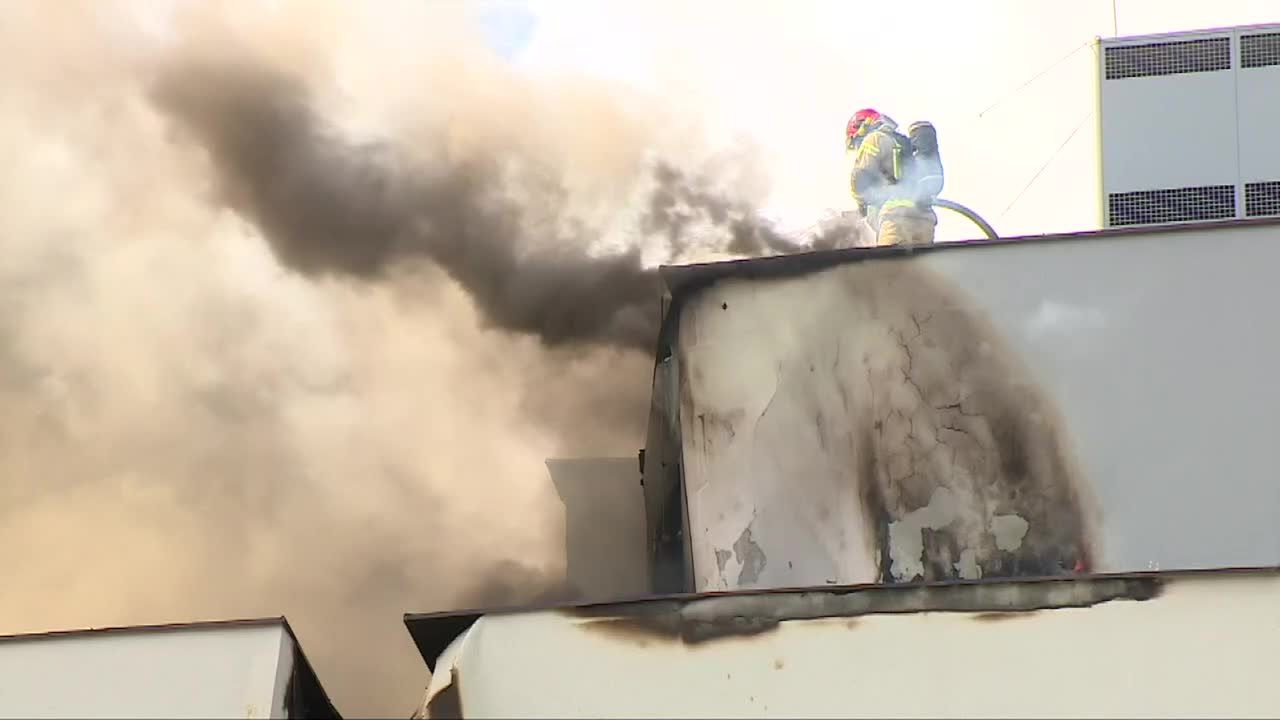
[1108,186,1236,226]
[1241,32,1280,68]
[1105,37,1231,79]
[1245,182,1280,217]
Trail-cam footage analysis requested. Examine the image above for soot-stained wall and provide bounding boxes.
[669,221,1280,591]
[675,259,1097,590]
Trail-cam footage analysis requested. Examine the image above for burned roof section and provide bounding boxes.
[403,566,1279,672]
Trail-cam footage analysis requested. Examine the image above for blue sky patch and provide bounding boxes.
[473,2,538,61]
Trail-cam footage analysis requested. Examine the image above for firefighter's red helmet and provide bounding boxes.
[846,108,882,144]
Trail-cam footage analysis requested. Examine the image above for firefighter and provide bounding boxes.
[845,108,944,247]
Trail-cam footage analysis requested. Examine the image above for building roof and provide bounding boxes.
[405,216,1280,671]
[404,565,1280,673]
[1102,21,1280,44]
[0,615,340,718]
[0,615,291,643]
[657,215,1280,300]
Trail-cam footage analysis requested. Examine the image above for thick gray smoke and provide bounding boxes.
[151,60,802,354]
[644,162,806,259]
[152,60,661,351]
[0,2,812,716]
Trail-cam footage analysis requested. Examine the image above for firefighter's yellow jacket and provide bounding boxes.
[847,118,937,227]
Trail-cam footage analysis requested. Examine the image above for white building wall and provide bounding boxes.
[420,570,1280,718]
[0,623,293,719]
[671,221,1280,592]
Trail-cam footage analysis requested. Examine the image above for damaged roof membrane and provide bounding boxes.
[402,567,1225,670]
[408,567,1280,718]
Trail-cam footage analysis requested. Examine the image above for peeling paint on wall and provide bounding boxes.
[674,258,1100,590]
[991,514,1030,552]
[888,487,971,581]
[715,549,732,573]
[733,525,767,585]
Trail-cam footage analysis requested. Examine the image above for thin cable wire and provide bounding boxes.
[1000,110,1094,218]
[978,40,1092,118]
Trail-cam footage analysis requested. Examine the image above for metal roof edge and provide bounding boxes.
[0,615,342,718]
[658,216,1280,301]
[1102,21,1280,44]
[0,615,290,643]
[403,564,1280,671]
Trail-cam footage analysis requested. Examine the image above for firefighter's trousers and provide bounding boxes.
[875,208,936,247]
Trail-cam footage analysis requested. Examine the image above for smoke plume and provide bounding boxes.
[0,1,817,715]
[151,59,664,351]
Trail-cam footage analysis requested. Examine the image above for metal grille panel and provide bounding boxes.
[1108,186,1236,226]
[1245,182,1280,217]
[1105,37,1231,79]
[1241,33,1280,69]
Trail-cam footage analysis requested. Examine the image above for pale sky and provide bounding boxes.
[473,0,1277,242]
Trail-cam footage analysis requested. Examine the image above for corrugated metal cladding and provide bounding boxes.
[1098,24,1280,227]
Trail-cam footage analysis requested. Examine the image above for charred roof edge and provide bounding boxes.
[403,564,1280,671]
